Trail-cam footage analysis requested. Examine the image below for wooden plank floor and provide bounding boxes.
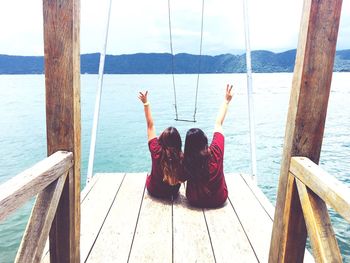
[42,172,314,262]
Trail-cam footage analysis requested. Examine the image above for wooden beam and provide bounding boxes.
[43,0,81,262]
[128,193,172,262]
[282,173,308,262]
[0,151,73,221]
[87,173,146,262]
[227,174,274,262]
[173,189,215,263]
[295,178,342,262]
[291,157,350,223]
[269,0,343,262]
[15,170,69,263]
[80,173,125,262]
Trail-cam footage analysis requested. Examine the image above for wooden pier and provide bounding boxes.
[40,172,312,263]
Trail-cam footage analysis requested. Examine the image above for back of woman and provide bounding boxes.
[184,129,228,207]
[147,127,183,198]
[184,84,233,208]
[138,91,184,199]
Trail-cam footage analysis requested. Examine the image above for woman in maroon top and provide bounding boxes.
[184,84,233,208]
[138,91,183,199]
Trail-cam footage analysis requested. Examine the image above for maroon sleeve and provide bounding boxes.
[209,132,224,160]
[148,137,162,160]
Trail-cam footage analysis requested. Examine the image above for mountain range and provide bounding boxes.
[1,49,350,74]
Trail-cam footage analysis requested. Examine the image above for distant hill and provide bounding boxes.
[1,49,350,74]
[0,55,44,74]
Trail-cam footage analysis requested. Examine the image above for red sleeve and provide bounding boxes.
[209,132,224,160]
[148,137,162,159]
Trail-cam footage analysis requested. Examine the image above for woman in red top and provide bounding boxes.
[184,84,233,208]
[138,91,183,199]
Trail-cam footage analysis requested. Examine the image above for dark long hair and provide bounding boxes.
[158,127,183,186]
[184,128,211,194]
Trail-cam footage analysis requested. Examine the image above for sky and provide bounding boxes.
[0,0,349,56]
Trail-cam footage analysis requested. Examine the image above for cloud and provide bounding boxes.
[0,0,349,55]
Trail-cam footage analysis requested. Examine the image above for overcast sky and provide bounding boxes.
[0,0,349,55]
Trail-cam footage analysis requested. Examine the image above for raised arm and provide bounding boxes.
[214,84,233,134]
[138,91,156,141]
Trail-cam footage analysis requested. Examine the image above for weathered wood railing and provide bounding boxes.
[0,151,74,263]
[289,156,350,262]
[269,0,343,262]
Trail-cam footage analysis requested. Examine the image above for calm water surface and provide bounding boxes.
[0,73,349,262]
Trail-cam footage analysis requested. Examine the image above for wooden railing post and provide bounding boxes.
[43,0,81,262]
[295,178,342,262]
[269,0,342,262]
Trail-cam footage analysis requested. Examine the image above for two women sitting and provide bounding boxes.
[138,84,233,208]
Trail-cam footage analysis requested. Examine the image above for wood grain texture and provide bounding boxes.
[15,170,69,263]
[87,173,146,262]
[81,174,100,203]
[291,157,350,223]
[269,0,343,262]
[240,173,275,220]
[284,173,308,262]
[204,199,258,262]
[173,186,215,263]
[296,178,342,262]
[0,151,73,221]
[226,174,273,263]
[41,173,121,263]
[128,191,172,263]
[42,172,313,262]
[80,173,124,262]
[43,0,81,261]
[232,174,314,262]
[41,175,99,262]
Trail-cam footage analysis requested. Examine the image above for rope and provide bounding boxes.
[167,0,179,120]
[168,0,205,122]
[193,0,205,122]
[86,0,113,184]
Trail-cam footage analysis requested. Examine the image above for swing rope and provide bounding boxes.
[167,0,205,122]
[167,0,179,120]
[86,0,256,184]
[193,0,205,122]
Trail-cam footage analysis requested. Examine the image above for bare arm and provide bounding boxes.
[138,91,156,141]
[214,84,233,134]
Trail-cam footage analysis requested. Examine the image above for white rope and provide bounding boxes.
[193,0,205,122]
[167,0,179,120]
[87,0,113,184]
[168,0,204,123]
[243,0,258,183]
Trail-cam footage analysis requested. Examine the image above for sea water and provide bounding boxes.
[0,73,349,262]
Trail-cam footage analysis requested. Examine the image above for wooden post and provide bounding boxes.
[269,0,342,262]
[43,0,81,262]
[295,179,342,262]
